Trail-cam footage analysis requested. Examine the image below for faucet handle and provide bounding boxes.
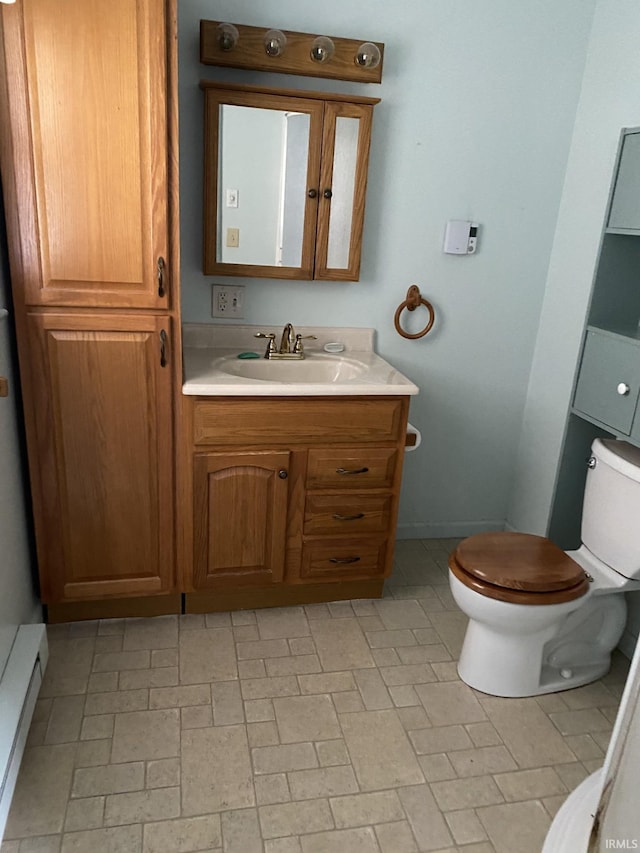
[254,332,277,357]
[293,334,318,354]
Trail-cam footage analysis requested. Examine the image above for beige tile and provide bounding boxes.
[300,827,380,852]
[122,616,178,651]
[181,726,254,815]
[221,808,262,853]
[543,794,570,819]
[289,637,316,656]
[94,636,123,654]
[179,628,237,684]
[146,758,180,789]
[374,599,431,629]
[375,820,418,852]
[370,648,401,667]
[181,705,213,729]
[431,662,459,681]
[329,790,405,828]
[111,709,179,763]
[236,639,290,660]
[118,667,178,690]
[417,753,457,782]
[415,682,487,726]
[304,603,331,620]
[548,708,612,735]
[92,650,150,672]
[238,659,267,679]
[408,725,472,755]
[448,745,517,777]
[465,721,503,748]
[178,613,206,631]
[233,624,260,643]
[83,690,148,716]
[477,695,577,768]
[143,814,221,853]
[232,610,257,625]
[63,797,105,832]
[493,767,567,802]
[40,639,94,698]
[252,743,318,775]
[61,825,142,852]
[395,706,432,731]
[397,645,452,664]
[397,784,454,851]
[444,809,487,845]
[561,681,619,710]
[309,619,374,671]
[4,744,77,838]
[13,837,62,852]
[80,715,114,742]
[476,800,551,853]
[211,681,244,725]
[340,710,424,791]
[244,698,275,722]
[259,800,333,839]
[151,649,178,668]
[45,696,85,744]
[380,664,437,687]
[332,691,366,713]
[288,765,358,800]
[353,669,393,710]
[86,673,118,693]
[256,607,310,639]
[204,612,231,628]
[555,762,589,789]
[430,776,504,811]
[366,629,417,648]
[241,676,300,701]
[247,721,280,748]
[316,739,350,767]
[298,672,356,695]
[71,762,145,798]
[413,628,442,645]
[357,616,385,633]
[254,774,291,806]
[74,740,111,768]
[149,684,210,709]
[428,612,468,657]
[265,655,321,677]
[327,602,355,618]
[264,839,302,853]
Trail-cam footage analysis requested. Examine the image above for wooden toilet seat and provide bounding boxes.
[449,532,591,605]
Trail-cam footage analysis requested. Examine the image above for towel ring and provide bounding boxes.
[394,285,435,340]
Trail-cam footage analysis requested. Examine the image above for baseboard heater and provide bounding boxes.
[0,625,48,842]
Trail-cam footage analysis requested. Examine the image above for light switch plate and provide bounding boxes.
[212,284,245,318]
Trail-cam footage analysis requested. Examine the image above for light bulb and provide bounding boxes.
[216,23,239,52]
[264,29,287,57]
[355,42,381,69]
[310,36,335,64]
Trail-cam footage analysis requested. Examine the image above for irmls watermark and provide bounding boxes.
[604,841,639,850]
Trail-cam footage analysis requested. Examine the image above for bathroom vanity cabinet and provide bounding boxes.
[202,83,379,282]
[0,0,182,620]
[183,396,409,612]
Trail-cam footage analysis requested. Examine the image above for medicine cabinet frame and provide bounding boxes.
[201,82,380,281]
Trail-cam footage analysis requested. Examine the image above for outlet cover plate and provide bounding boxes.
[212,284,245,319]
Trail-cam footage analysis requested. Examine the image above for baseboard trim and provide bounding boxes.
[395,521,505,540]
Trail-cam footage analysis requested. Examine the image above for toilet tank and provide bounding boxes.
[581,438,640,578]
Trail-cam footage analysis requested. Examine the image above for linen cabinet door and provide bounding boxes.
[26,312,175,603]
[192,450,290,589]
[0,0,170,309]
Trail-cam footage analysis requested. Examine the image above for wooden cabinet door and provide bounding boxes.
[0,0,169,308]
[26,312,174,602]
[192,450,290,588]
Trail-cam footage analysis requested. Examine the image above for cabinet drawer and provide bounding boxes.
[607,132,640,233]
[304,494,392,535]
[300,538,387,580]
[573,330,640,434]
[192,398,405,446]
[307,448,397,489]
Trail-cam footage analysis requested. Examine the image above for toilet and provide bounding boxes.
[448,437,640,697]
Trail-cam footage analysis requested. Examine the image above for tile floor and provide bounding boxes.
[1,538,630,853]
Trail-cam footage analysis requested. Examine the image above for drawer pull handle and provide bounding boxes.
[332,513,365,521]
[329,556,361,564]
[617,382,631,396]
[335,467,369,475]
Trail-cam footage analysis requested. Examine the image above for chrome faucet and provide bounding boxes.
[254,324,317,359]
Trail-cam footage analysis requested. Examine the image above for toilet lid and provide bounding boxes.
[454,532,588,593]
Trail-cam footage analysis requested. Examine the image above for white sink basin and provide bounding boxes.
[214,353,367,383]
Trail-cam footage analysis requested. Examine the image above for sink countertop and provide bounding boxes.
[182,324,419,397]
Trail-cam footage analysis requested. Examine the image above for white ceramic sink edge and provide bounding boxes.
[182,347,419,397]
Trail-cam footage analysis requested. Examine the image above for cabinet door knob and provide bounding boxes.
[323,188,333,199]
[307,188,318,199]
[617,382,631,396]
[278,469,288,479]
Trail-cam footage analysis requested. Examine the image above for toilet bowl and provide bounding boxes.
[448,438,640,697]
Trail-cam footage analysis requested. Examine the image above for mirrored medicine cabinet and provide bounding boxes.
[201,82,380,281]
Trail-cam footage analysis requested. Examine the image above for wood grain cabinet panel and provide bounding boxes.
[300,538,387,580]
[303,494,391,536]
[192,450,290,588]
[306,447,397,490]
[26,312,174,603]
[1,0,169,308]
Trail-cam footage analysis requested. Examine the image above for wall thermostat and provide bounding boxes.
[443,220,479,254]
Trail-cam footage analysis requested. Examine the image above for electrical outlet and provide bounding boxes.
[212,284,245,319]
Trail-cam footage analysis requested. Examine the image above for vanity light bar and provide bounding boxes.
[200,21,384,84]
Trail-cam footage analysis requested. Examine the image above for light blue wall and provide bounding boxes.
[178,0,595,536]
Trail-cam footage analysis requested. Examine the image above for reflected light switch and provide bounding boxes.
[226,228,240,248]
[226,188,239,208]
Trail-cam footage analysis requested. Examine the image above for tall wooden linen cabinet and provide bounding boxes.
[0,0,182,620]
